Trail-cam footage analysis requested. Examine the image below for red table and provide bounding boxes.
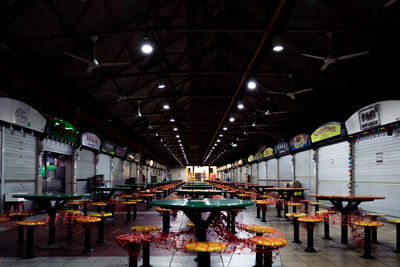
[309,194,385,244]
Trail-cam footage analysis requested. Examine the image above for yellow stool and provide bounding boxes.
[298,216,323,252]
[249,236,287,267]
[185,242,227,267]
[367,213,385,244]
[354,220,384,259]
[316,210,332,240]
[90,212,113,243]
[286,213,307,243]
[245,225,276,235]
[91,202,108,213]
[8,212,32,243]
[140,194,155,210]
[16,221,45,259]
[75,216,101,253]
[121,201,137,222]
[156,208,172,232]
[309,201,325,214]
[286,202,302,214]
[387,219,400,253]
[131,226,161,267]
[59,210,81,239]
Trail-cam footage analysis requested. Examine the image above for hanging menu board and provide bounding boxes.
[290,134,311,151]
[101,139,115,155]
[311,122,345,143]
[81,132,101,150]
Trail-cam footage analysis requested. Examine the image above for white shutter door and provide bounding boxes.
[122,160,130,180]
[317,141,349,195]
[130,162,137,179]
[258,161,267,185]
[112,157,123,186]
[97,153,111,187]
[3,128,37,210]
[76,149,95,193]
[294,150,316,196]
[354,131,400,217]
[267,159,278,186]
[43,138,73,155]
[251,163,258,184]
[278,155,293,187]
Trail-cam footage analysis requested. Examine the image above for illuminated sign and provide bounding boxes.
[248,155,255,162]
[359,104,380,130]
[81,132,100,150]
[101,140,115,155]
[311,122,345,143]
[263,147,274,158]
[290,134,311,151]
[274,142,290,156]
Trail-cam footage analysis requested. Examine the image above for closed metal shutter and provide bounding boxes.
[294,149,316,197]
[130,162,137,179]
[353,130,400,217]
[122,160,130,180]
[2,127,37,210]
[97,153,111,187]
[278,155,293,187]
[251,163,258,184]
[267,159,278,186]
[258,161,267,185]
[43,138,73,155]
[317,141,349,195]
[112,157,123,186]
[75,148,95,193]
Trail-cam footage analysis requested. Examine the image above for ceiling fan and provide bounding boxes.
[300,32,370,71]
[265,74,313,100]
[64,36,130,73]
[241,121,272,128]
[256,109,289,117]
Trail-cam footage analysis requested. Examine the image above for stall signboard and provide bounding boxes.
[263,147,274,158]
[274,142,290,156]
[311,122,345,143]
[115,146,128,158]
[248,155,255,162]
[0,97,46,133]
[45,119,79,143]
[101,139,115,155]
[81,132,101,151]
[290,134,311,151]
[255,151,263,161]
[238,159,243,166]
[126,152,135,161]
[345,101,400,134]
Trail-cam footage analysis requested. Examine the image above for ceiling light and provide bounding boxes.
[219,134,223,137]
[157,81,166,89]
[229,116,235,122]
[176,134,180,138]
[217,139,221,142]
[178,139,181,143]
[223,127,228,131]
[237,101,244,110]
[170,117,175,122]
[272,36,284,52]
[163,104,170,110]
[247,80,257,90]
[141,33,154,54]
[173,127,178,131]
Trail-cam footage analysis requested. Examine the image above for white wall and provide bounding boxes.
[169,167,187,181]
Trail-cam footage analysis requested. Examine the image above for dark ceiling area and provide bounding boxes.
[0,0,399,167]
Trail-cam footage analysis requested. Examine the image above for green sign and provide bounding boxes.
[45,119,79,143]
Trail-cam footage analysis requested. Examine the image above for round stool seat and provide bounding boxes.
[76,216,101,224]
[91,202,107,206]
[68,201,83,205]
[298,216,323,223]
[121,201,137,205]
[245,225,276,234]
[387,219,400,223]
[59,210,82,215]
[0,216,10,223]
[354,220,384,227]
[156,207,172,212]
[168,196,183,199]
[367,213,385,218]
[249,236,287,248]
[286,212,307,218]
[131,226,161,232]
[8,212,31,219]
[121,194,133,198]
[286,202,302,206]
[90,212,113,218]
[259,195,271,198]
[141,194,155,197]
[309,202,324,205]
[187,222,195,227]
[185,241,227,252]
[16,221,45,226]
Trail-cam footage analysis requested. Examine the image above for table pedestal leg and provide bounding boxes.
[292,217,301,243]
[341,215,348,244]
[361,226,374,259]
[256,206,261,218]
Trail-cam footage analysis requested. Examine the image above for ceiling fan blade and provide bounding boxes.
[106,92,123,98]
[293,87,313,94]
[320,61,331,70]
[300,53,326,61]
[99,62,131,67]
[63,51,90,63]
[86,66,95,73]
[336,51,370,61]
[269,111,289,115]
[384,0,397,7]
[255,110,267,113]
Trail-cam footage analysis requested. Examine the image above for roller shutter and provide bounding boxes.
[42,138,73,155]
[75,148,95,194]
[130,162,137,179]
[258,161,267,185]
[278,155,293,187]
[97,153,111,187]
[251,163,258,184]
[112,157,123,186]
[317,141,349,195]
[294,149,316,197]
[122,160,131,181]
[353,130,400,217]
[1,127,37,210]
[266,159,278,186]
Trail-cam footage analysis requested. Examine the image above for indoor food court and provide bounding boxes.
[0,1,400,267]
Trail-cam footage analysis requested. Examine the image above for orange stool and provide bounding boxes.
[91,202,107,213]
[298,216,323,252]
[367,213,385,244]
[16,221,45,258]
[122,201,137,222]
[8,212,32,243]
[354,220,384,259]
[387,219,400,253]
[90,212,113,243]
[156,207,172,232]
[131,226,161,267]
[249,236,287,267]
[185,242,226,267]
[286,213,307,243]
[75,216,101,253]
[59,210,81,239]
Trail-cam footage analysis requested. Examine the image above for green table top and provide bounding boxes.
[175,189,226,194]
[117,184,145,188]
[14,193,90,200]
[151,198,254,210]
[89,187,127,191]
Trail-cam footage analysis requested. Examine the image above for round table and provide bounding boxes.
[151,198,254,241]
[174,189,227,198]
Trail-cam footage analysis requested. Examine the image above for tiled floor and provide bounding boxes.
[0,199,399,267]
